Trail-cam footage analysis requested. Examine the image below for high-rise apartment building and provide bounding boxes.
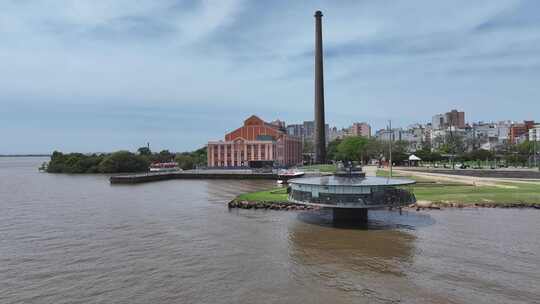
[348,122,371,138]
[510,120,535,144]
[432,110,465,130]
[445,109,465,129]
[529,124,540,142]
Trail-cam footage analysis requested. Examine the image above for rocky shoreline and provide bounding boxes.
[412,200,540,210]
[229,199,540,211]
[228,200,318,211]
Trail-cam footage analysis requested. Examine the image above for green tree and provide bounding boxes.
[157,150,174,162]
[46,151,105,173]
[65,153,87,173]
[172,147,208,169]
[385,140,409,165]
[303,140,314,154]
[468,149,494,161]
[46,151,67,173]
[504,141,534,167]
[137,146,152,156]
[326,138,342,161]
[98,151,149,173]
[337,136,369,163]
[175,154,195,170]
[516,141,532,154]
[364,138,383,161]
[415,148,433,162]
[78,155,104,173]
[191,147,207,166]
[414,148,442,163]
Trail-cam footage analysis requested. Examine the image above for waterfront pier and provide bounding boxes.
[110,170,279,184]
[109,169,313,184]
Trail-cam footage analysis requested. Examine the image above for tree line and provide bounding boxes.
[323,136,538,167]
[44,147,207,174]
[326,136,410,164]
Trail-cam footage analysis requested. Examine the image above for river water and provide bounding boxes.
[1,157,539,304]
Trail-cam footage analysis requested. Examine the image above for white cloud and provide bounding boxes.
[0,0,539,152]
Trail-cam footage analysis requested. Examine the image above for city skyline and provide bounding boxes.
[1,1,539,153]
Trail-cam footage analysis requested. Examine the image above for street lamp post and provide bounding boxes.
[388,120,393,179]
[534,135,538,170]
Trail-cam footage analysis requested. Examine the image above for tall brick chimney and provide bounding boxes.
[314,10,326,164]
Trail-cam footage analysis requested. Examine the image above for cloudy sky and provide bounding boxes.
[1,0,539,153]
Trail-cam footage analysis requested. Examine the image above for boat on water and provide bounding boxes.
[149,162,181,173]
[278,169,305,178]
[277,169,305,183]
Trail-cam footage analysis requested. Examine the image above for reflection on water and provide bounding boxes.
[288,210,436,303]
[1,157,539,304]
[290,214,415,273]
[296,208,436,230]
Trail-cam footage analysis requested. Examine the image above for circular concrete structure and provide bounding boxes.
[288,175,416,222]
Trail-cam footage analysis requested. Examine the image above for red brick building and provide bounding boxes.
[349,122,371,138]
[207,115,302,168]
[445,109,465,129]
[510,120,535,144]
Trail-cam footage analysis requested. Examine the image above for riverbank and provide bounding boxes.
[231,178,540,210]
[228,200,318,210]
[231,191,540,210]
[229,187,318,210]
[42,148,207,174]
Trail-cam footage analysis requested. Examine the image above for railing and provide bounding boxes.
[290,188,416,207]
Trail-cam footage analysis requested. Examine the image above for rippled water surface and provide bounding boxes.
[1,157,539,304]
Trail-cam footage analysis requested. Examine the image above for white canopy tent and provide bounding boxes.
[407,154,421,166]
[409,155,421,161]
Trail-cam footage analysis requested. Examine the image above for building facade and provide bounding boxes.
[286,124,303,138]
[374,126,425,152]
[328,127,346,141]
[445,109,465,129]
[207,115,302,168]
[432,110,465,130]
[510,120,535,144]
[348,122,371,138]
[431,114,445,130]
[529,124,540,142]
[471,121,511,150]
[286,120,330,144]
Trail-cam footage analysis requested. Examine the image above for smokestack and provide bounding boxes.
[314,10,326,164]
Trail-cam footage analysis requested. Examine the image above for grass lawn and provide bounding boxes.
[376,169,458,184]
[413,183,540,204]
[235,187,288,202]
[234,171,540,205]
[377,169,540,204]
[299,164,337,173]
[235,183,540,205]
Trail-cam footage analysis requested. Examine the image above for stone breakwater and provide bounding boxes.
[411,200,540,210]
[229,200,540,211]
[228,200,318,211]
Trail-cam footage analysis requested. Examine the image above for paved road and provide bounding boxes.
[363,165,378,177]
[392,167,540,186]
